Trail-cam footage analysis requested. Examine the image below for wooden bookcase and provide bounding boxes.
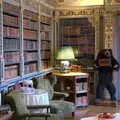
[53,72,89,107]
[59,18,95,67]
[75,76,88,107]
[40,15,52,69]
[0,1,54,92]
[59,18,95,102]
[23,9,38,74]
[3,2,20,80]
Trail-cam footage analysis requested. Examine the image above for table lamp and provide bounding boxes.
[56,46,75,73]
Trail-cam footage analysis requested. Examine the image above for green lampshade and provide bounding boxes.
[56,46,75,60]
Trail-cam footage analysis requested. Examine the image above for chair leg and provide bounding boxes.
[45,116,48,120]
[72,112,74,117]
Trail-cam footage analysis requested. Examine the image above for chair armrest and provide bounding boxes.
[27,105,58,114]
[18,113,51,119]
[27,105,51,109]
[27,113,51,117]
[54,91,69,97]
[53,91,69,100]
[27,105,51,113]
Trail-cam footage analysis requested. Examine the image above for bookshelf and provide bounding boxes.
[53,72,89,107]
[75,77,88,107]
[59,18,95,101]
[0,1,54,93]
[3,2,20,80]
[60,18,95,67]
[23,9,38,74]
[40,15,52,69]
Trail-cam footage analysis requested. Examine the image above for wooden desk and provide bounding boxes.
[52,72,88,77]
[52,72,89,107]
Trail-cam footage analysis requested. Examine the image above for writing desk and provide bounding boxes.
[52,72,89,107]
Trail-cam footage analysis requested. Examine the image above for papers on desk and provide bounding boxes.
[81,113,120,120]
[80,116,96,120]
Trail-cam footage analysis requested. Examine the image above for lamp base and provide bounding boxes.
[59,65,71,73]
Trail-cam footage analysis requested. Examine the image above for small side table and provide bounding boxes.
[52,72,89,107]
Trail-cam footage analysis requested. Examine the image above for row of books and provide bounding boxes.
[24,52,38,61]
[76,82,88,92]
[3,27,19,38]
[4,52,20,63]
[24,29,37,40]
[3,39,20,50]
[41,51,51,59]
[40,24,51,31]
[24,10,38,21]
[80,29,95,35]
[63,26,81,35]
[24,63,37,74]
[41,41,51,50]
[76,96,88,105]
[24,19,38,30]
[40,31,50,40]
[24,40,37,50]
[70,46,94,53]
[0,40,2,52]
[78,46,94,53]
[3,2,20,16]
[63,23,92,28]
[41,61,50,69]
[41,15,51,25]
[63,28,94,36]
[62,18,91,26]
[5,65,19,80]
[3,14,19,27]
[4,28,38,39]
[63,38,95,45]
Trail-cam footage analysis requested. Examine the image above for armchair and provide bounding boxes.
[32,77,75,119]
[4,88,60,120]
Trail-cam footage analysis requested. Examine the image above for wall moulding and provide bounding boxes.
[22,0,38,12]
[56,6,104,18]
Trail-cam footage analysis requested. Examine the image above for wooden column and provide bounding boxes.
[104,11,114,49]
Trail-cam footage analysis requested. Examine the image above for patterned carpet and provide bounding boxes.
[64,103,120,120]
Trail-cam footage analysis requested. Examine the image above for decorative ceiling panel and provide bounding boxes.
[23,0,38,11]
[39,0,57,7]
[40,3,53,16]
[4,0,20,6]
[56,0,104,7]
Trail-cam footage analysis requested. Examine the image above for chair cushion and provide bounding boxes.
[37,78,54,100]
[50,100,75,115]
[10,91,29,115]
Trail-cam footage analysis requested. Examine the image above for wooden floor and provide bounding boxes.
[65,100,120,120]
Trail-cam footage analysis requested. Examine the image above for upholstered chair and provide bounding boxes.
[4,80,61,120]
[32,77,75,119]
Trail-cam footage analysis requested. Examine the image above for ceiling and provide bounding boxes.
[55,0,104,6]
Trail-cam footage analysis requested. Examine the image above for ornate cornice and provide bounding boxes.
[39,0,56,10]
[4,0,20,6]
[56,6,104,18]
[22,0,38,12]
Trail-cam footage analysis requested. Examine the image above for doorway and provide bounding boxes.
[113,14,120,100]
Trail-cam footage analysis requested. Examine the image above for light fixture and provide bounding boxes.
[56,46,75,73]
